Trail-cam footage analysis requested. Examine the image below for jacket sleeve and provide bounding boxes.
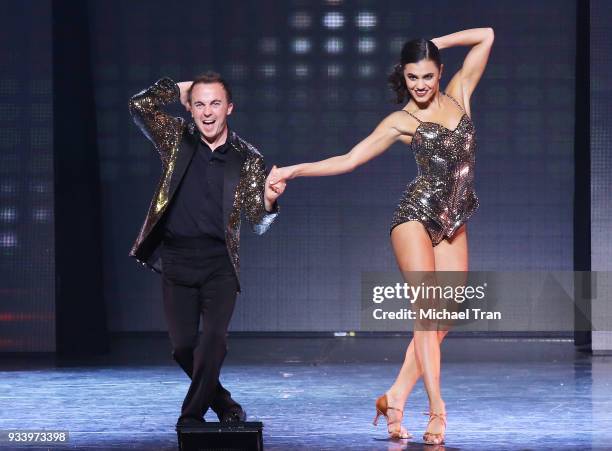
[241,154,279,235]
[128,77,183,166]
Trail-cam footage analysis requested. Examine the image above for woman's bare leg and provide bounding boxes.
[383,221,435,436]
[386,332,448,408]
[387,224,469,438]
[423,226,468,437]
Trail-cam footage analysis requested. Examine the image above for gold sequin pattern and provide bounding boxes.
[128,78,278,286]
[390,92,479,245]
[226,133,280,277]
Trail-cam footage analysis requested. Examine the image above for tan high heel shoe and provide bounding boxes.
[373,394,412,439]
[423,411,446,445]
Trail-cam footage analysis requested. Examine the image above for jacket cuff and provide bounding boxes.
[252,206,279,235]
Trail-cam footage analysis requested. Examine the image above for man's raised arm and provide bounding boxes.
[128,77,184,165]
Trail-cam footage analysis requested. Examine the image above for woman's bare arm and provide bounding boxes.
[271,112,408,182]
[432,27,494,99]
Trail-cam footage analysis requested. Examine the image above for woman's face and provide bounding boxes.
[403,59,443,104]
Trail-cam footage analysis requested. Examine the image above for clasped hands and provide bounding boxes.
[264,166,292,210]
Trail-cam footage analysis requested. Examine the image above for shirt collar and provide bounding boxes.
[198,129,231,154]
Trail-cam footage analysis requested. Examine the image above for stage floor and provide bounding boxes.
[1,336,611,450]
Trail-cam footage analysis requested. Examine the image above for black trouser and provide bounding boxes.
[161,237,239,421]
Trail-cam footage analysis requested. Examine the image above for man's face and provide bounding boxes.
[189,82,233,143]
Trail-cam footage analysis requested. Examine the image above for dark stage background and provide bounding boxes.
[94,0,575,332]
[0,1,55,351]
[1,0,578,347]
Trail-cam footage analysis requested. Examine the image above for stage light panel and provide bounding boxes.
[0,232,18,248]
[356,11,377,28]
[324,37,344,54]
[33,207,50,223]
[294,64,310,78]
[260,64,277,78]
[292,38,312,54]
[0,207,16,223]
[259,37,278,55]
[357,63,376,78]
[326,63,343,77]
[227,64,247,81]
[357,37,376,54]
[291,11,312,29]
[323,12,344,29]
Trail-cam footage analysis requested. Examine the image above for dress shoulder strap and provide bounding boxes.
[402,109,422,123]
[442,92,465,114]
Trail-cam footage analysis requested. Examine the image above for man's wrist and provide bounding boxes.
[264,199,278,213]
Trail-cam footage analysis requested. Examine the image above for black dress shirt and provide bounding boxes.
[164,137,228,245]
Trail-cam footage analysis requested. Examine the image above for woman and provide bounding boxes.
[270,28,494,444]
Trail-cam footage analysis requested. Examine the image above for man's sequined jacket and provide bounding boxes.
[128,77,278,289]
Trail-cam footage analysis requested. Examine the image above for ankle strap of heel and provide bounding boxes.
[423,411,447,426]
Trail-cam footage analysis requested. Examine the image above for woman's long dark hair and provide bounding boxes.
[388,38,442,104]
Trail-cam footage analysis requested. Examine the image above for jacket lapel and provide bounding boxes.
[168,130,197,201]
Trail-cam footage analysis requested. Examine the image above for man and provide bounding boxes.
[128,73,285,428]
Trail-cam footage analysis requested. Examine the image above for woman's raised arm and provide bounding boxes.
[432,27,494,99]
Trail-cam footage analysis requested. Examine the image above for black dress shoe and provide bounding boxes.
[176,416,206,430]
[221,406,247,423]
